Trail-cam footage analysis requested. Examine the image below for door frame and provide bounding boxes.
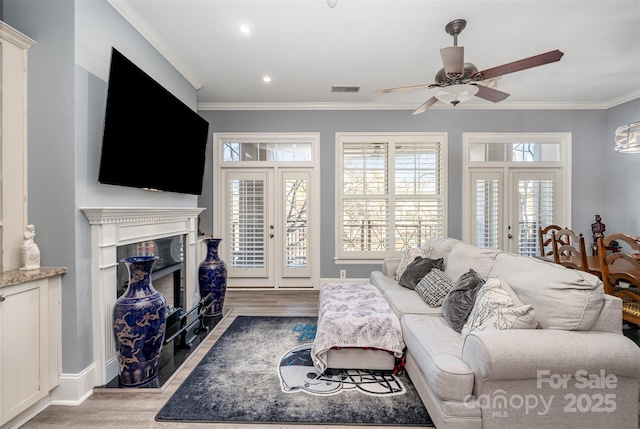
[462,132,572,251]
[212,132,320,289]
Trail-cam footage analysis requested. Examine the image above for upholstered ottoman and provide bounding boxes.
[311,282,405,372]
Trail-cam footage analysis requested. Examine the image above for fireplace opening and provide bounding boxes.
[116,235,186,315]
[105,234,225,389]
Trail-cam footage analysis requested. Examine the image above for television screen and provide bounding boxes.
[98,48,209,195]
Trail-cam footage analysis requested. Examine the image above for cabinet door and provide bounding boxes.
[0,280,48,424]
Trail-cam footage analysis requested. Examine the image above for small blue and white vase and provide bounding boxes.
[198,238,227,316]
[113,255,166,388]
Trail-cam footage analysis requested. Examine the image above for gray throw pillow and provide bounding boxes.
[441,269,485,332]
[398,257,445,290]
[415,268,454,307]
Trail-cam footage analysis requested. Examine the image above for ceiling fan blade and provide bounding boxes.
[440,46,464,74]
[411,97,438,115]
[473,84,510,103]
[374,83,431,94]
[479,49,564,80]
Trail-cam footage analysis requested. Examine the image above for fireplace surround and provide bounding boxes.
[81,207,204,387]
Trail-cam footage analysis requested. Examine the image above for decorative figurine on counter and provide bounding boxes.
[20,224,41,270]
[591,215,606,244]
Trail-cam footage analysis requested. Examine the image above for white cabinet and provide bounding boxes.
[0,272,63,426]
[0,21,34,272]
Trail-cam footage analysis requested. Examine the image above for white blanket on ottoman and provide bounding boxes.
[311,282,405,372]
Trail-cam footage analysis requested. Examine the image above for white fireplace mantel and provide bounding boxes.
[80,207,204,387]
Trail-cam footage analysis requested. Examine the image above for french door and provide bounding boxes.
[463,133,571,255]
[221,168,314,288]
[470,169,562,254]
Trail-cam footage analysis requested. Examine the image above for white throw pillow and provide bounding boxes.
[461,277,537,340]
[394,246,432,280]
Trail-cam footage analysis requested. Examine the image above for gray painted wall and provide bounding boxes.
[3,0,202,374]
[604,99,640,234]
[198,100,640,279]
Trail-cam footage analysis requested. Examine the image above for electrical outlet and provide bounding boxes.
[339,269,346,279]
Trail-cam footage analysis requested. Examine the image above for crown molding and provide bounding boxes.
[0,21,35,49]
[198,93,640,112]
[107,0,203,90]
[602,90,640,109]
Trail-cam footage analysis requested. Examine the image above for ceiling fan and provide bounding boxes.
[375,19,564,115]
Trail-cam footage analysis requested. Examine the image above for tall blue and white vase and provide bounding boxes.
[198,238,227,316]
[113,255,166,388]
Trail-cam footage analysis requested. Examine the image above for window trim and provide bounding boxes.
[335,132,448,261]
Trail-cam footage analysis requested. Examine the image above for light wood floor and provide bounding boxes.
[19,289,640,429]
[22,290,394,429]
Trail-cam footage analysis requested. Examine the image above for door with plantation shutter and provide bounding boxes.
[470,170,503,249]
[464,133,571,255]
[221,169,314,288]
[510,170,559,255]
[469,169,560,254]
[223,170,272,284]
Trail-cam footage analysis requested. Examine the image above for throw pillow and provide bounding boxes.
[394,246,432,281]
[415,268,454,307]
[441,269,485,332]
[398,257,444,289]
[461,277,537,340]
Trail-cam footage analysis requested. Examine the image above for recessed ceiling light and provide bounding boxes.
[263,76,272,83]
[240,24,251,35]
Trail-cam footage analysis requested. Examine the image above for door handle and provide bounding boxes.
[270,233,274,238]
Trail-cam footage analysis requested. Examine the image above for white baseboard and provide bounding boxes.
[320,277,369,284]
[1,396,50,429]
[50,363,96,406]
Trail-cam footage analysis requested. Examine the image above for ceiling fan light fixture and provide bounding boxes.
[615,121,640,153]
[435,84,478,106]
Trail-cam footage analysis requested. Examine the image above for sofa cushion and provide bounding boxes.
[423,236,461,264]
[488,253,604,330]
[369,270,406,294]
[402,314,474,401]
[415,268,454,307]
[444,242,500,282]
[399,257,444,289]
[394,247,432,280]
[442,269,485,333]
[461,277,537,340]
[383,289,443,318]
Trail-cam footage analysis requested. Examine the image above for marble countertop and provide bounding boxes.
[0,267,67,289]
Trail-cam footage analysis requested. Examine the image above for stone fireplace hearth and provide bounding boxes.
[81,207,204,387]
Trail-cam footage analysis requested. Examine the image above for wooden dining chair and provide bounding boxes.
[538,224,563,257]
[598,234,640,327]
[551,228,589,272]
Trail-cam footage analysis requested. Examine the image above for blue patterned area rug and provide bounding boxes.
[156,315,433,426]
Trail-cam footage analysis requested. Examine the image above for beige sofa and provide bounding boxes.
[369,237,640,429]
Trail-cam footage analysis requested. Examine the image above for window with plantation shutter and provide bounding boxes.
[337,133,447,260]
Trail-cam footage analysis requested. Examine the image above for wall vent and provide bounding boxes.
[331,85,361,93]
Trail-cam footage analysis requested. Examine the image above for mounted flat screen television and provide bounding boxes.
[98,48,209,195]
